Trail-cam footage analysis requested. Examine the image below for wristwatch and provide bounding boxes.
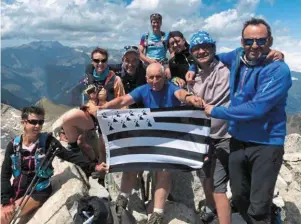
[184,93,194,103]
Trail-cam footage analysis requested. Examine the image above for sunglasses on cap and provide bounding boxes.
[26,119,45,125]
[85,85,97,95]
[124,46,139,51]
[92,58,107,64]
[243,37,268,46]
[150,13,162,20]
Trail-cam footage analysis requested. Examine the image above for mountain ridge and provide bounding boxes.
[1,41,301,114]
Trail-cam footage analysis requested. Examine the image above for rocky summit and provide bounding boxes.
[1,103,301,224]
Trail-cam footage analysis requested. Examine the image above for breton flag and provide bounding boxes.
[97,106,211,172]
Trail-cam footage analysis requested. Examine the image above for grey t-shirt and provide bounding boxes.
[189,59,231,139]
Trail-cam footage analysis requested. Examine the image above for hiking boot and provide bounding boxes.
[199,208,217,223]
[116,195,128,218]
[147,212,164,224]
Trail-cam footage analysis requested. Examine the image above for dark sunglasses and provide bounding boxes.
[124,46,139,51]
[26,119,45,125]
[92,58,107,64]
[243,37,268,46]
[150,13,162,20]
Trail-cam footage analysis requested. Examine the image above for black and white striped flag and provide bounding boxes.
[97,107,211,172]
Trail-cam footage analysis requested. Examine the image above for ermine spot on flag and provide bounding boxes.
[97,106,211,172]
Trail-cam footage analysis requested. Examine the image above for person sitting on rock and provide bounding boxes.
[0,106,106,224]
[84,47,126,106]
[100,63,204,224]
[109,45,147,108]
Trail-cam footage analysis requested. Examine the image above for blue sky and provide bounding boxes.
[1,0,301,71]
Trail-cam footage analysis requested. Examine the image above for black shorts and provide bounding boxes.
[16,185,52,204]
[202,138,230,193]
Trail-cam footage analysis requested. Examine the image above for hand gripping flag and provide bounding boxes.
[97,106,211,172]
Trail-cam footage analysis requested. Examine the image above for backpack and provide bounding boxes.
[144,31,167,55]
[72,196,136,224]
[11,133,54,192]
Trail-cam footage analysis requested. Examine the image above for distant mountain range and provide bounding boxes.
[1,41,123,108]
[1,41,301,114]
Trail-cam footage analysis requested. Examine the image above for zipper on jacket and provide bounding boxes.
[240,67,249,93]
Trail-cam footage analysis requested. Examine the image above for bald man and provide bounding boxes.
[102,63,204,224]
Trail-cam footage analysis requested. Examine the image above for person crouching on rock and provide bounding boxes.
[61,102,106,164]
[0,106,107,224]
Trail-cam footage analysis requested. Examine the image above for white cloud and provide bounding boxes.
[1,0,300,72]
[273,36,301,72]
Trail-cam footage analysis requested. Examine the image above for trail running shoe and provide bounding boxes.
[116,194,128,218]
[147,212,164,224]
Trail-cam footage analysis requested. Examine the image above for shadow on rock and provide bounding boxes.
[284,201,301,224]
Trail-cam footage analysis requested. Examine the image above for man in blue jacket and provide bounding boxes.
[204,18,292,224]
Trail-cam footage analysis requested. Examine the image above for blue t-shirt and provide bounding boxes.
[129,82,181,108]
[140,31,168,61]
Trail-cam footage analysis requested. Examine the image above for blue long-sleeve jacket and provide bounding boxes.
[210,48,292,145]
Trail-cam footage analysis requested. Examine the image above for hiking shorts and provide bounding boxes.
[16,185,52,204]
[202,138,230,193]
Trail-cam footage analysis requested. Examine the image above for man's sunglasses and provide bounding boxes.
[92,58,107,64]
[26,119,45,125]
[243,37,268,46]
[124,46,139,51]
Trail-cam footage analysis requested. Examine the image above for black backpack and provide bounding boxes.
[73,196,136,224]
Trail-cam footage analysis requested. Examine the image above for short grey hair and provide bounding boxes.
[146,63,165,76]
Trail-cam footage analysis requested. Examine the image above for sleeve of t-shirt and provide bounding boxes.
[140,34,146,47]
[169,82,181,92]
[129,85,145,104]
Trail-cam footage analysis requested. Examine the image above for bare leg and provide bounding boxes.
[120,172,138,194]
[153,171,171,210]
[214,193,231,224]
[202,177,216,210]
[97,136,106,163]
[62,109,94,143]
[1,196,42,224]
[62,109,96,160]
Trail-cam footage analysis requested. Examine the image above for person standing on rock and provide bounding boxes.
[0,106,106,224]
[187,31,232,224]
[139,13,168,66]
[204,18,292,223]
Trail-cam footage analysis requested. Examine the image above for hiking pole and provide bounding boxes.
[10,143,62,224]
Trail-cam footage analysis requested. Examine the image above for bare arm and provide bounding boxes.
[174,89,189,102]
[103,94,135,109]
[174,89,204,108]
